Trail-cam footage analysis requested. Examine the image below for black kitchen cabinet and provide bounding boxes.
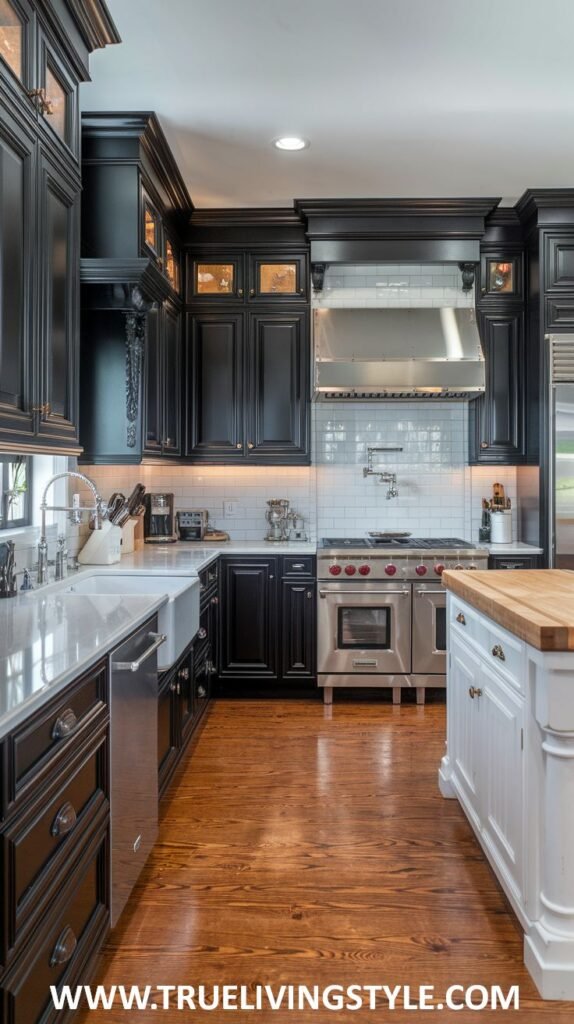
[79,113,191,464]
[218,555,316,689]
[469,310,526,465]
[143,298,182,459]
[187,251,308,304]
[281,579,316,678]
[0,0,118,455]
[185,309,310,464]
[186,311,244,459]
[219,558,279,679]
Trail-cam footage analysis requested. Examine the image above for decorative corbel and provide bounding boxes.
[458,262,477,293]
[124,311,146,448]
[311,262,327,293]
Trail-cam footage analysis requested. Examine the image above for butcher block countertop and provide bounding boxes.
[442,569,574,651]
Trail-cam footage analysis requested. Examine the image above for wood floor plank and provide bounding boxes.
[78,700,574,1022]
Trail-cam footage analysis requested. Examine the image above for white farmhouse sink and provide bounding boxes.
[62,574,200,670]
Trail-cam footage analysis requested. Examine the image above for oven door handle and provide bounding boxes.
[318,590,410,598]
[415,589,445,596]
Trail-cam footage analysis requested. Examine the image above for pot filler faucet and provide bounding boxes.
[362,446,401,499]
[38,471,104,585]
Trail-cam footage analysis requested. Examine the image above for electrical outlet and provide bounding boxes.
[224,501,243,518]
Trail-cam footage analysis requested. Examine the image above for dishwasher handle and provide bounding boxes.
[112,632,167,672]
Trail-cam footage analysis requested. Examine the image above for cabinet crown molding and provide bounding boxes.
[65,0,121,50]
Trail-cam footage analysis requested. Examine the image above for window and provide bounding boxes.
[0,455,30,529]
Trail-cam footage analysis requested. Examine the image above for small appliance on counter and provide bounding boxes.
[287,510,308,542]
[265,498,290,542]
[177,509,209,541]
[144,493,177,544]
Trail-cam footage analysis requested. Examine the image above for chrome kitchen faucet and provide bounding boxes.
[37,471,105,585]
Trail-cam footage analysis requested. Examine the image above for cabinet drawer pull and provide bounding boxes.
[179,667,190,681]
[50,925,77,967]
[306,591,313,599]
[52,708,78,740]
[468,686,482,699]
[456,612,466,625]
[169,680,178,692]
[492,644,506,661]
[197,684,207,698]
[198,627,207,640]
[51,802,77,837]
[291,563,305,570]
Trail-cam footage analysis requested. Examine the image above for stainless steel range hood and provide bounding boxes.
[314,307,485,400]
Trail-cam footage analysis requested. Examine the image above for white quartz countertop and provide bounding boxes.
[101,540,317,576]
[486,541,544,555]
[0,591,167,738]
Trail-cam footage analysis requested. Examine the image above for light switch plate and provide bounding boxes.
[224,501,243,518]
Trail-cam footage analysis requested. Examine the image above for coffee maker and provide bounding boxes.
[144,493,177,543]
[265,498,290,542]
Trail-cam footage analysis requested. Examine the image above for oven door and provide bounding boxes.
[412,583,447,675]
[317,582,411,675]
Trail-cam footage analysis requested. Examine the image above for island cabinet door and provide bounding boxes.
[219,559,278,678]
[480,663,525,902]
[449,633,483,830]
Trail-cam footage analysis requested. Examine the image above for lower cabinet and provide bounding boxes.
[488,554,541,570]
[445,603,525,905]
[0,658,110,1021]
[219,556,316,687]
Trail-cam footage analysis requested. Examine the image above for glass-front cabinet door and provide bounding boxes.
[36,24,79,158]
[480,252,522,301]
[142,192,161,261]
[0,0,33,105]
[164,237,180,294]
[188,255,244,303]
[248,252,308,302]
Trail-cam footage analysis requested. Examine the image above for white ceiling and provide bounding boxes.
[81,0,574,209]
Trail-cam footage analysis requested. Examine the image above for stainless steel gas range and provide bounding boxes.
[317,536,488,705]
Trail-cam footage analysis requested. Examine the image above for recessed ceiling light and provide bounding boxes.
[273,136,309,151]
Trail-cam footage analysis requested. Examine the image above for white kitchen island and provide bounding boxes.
[439,569,574,1001]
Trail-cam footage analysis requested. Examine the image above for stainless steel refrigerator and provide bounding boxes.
[549,335,574,568]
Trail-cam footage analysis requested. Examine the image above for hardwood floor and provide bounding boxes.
[80,700,573,1022]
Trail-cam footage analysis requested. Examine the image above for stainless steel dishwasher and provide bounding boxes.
[110,616,166,927]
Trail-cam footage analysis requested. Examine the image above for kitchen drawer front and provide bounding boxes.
[281,555,315,578]
[0,822,109,1024]
[450,596,525,695]
[2,726,108,960]
[482,620,525,695]
[6,659,108,816]
[545,296,574,330]
[199,560,218,601]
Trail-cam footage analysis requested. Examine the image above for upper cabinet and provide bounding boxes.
[188,251,308,304]
[79,113,191,464]
[479,249,523,303]
[0,0,119,455]
[469,310,526,465]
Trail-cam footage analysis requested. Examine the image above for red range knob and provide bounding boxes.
[434,563,445,576]
[329,564,342,576]
[415,564,428,576]
[385,564,397,576]
[344,564,356,576]
[358,564,371,576]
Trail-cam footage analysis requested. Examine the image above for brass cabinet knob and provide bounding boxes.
[456,612,466,625]
[51,802,77,837]
[52,708,78,740]
[236,442,243,449]
[211,595,219,605]
[238,288,244,297]
[198,627,207,640]
[50,926,77,967]
[468,686,483,699]
[480,441,488,449]
[492,644,506,661]
[299,287,304,294]
[179,667,190,681]
[247,441,254,449]
[249,288,255,296]
[306,591,313,599]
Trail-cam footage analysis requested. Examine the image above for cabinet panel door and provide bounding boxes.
[162,301,181,456]
[220,559,278,677]
[36,150,79,446]
[0,0,35,112]
[246,311,309,461]
[186,312,244,459]
[36,20,80,160]
[158,672,179,797]
[143,305,162,454]
[0,106,35,439]
[471,311,525,464]
[281,581,315,678]
[188,254,244,303]
[481,664,524,901]
[449,634,483,830]
[544,233,574,291]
